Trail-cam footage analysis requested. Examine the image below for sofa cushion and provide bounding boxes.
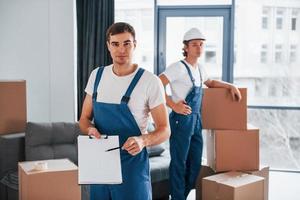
[25,122,82,164]
[149,150,170,183]
[147,144,165,157]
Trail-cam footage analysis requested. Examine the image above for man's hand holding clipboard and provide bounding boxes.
[77,135,122,184]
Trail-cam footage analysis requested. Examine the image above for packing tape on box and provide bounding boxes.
[34,161,48,171]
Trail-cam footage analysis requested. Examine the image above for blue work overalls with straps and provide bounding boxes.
[169,60,204,200]
[90,66,152,200]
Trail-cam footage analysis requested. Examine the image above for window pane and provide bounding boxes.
[275,52,283,63]
[115,0,154,73]
[291,18,296,30]
[234,1,300,107]
[205,51,217,63]
[260,51,267,63]
[276,17,283,29]
[248,109,300,170]
[262,17,268,29]
[290,51,297,63]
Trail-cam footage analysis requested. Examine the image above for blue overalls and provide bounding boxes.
[169,60,204,200]
[90,67,152,200]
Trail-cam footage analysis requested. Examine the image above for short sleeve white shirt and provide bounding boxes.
[85,65,166,134]
[162,60,209,103]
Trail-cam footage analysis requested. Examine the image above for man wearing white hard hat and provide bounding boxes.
[159,28,241,200]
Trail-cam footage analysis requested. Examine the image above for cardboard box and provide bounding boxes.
[202,88,247,130]
[19,159,81,200]
[206,125,259,172]
[202,171,264,200]
[241,166,269,200]
[196,165,216,200]
[0,80,27,135]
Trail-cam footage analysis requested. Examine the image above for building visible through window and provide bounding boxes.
[205,51,217,63]
[262,7,270,29]
[268,80,277,97]
[276,8,285,30]
[290,45,297,63]
[291,18,297,30]
[260,44,268,63]
[291,9,298,31]
[276,17,283,29]
[275,44,283,63]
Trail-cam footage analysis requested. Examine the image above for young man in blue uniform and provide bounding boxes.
[79,22,170,200]
[159,28,242,200]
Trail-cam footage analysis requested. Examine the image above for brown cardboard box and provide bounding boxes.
[196,164,216,200]
[206,125,259,172]
[202,171,264,200]
[19,159,81,200]
[202,88,247,130]
[0,80,27,135]
[241,166,269,200]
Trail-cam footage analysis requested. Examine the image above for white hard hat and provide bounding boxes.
[183,28,206,42]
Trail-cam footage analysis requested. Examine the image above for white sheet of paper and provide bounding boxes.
[77,135,122,184]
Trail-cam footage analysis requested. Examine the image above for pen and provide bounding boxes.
[105,146,121,152]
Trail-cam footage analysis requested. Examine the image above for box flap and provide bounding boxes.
[19,159,77,174]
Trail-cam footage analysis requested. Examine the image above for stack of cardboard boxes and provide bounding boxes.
[0,80,27,135]
[198,88,269,200]
[0,81,81,200]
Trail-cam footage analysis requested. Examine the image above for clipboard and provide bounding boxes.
[77,135,122,184]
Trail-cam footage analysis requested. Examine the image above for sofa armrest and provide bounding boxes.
[0,133,25,179]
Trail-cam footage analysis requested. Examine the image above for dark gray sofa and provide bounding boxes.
[0,122,170,200]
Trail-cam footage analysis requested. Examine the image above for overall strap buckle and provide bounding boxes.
[121,96,130,103]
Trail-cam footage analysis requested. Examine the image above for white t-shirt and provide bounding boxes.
[85,65,166,134]
[162,60,209,103]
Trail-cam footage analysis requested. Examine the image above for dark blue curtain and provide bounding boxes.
[76,0,114,119]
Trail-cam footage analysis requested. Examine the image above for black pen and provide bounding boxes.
[105,146,121,152]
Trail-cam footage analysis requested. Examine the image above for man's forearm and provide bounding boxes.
[140,125,170,147]
[165,94,176,110]
[206,79,234,89]
[79,118,94,134]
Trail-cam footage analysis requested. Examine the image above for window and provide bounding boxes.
[248,109,300,169]
[255,78,263,96]
[291,18,297,30]
[276,17,283,29]
[262,17,268,29]
[234,1,300,171]
[276,8,284,15]
[291,9,299,31]
[262,7,270,29]
[276,8,285,30]
[282,79,290,97]
[268,80,277,97]
[290,45,297,63]
[205,51,217,63]
[260,44,268,63]
[261,52,267,63]
[275,44,283,63]
[205,46,217,64]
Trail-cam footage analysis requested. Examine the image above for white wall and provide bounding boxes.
[0,0,76,122]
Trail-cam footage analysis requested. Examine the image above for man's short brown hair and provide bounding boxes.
[182,41,189,57]
[106,22,136,42]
